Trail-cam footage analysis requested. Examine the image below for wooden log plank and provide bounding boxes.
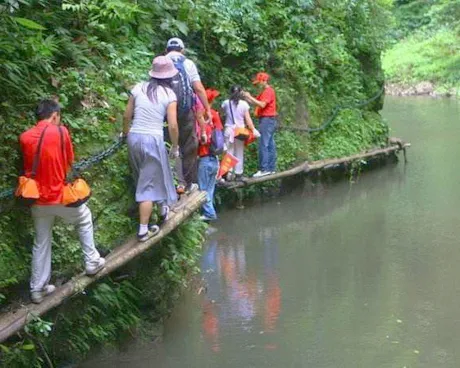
[0,190,206,343]
[222,141,410,189]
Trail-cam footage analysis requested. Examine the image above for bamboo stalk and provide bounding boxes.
[0,190,206,343]
[222,141,410,189]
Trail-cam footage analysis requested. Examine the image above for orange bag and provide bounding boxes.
[57,127,91,207]
[217,152,239,179]
[15,126,48,205]
[15,176,40,205]
[234,127,251,141]
[62,178,91,207]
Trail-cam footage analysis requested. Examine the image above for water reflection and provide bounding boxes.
[82,97,460,368]
[201,226,282,353]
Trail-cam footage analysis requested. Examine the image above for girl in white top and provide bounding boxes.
[221,85,258,178]
[123,56,180,242]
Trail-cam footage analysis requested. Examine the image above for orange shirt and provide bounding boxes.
[20,121,74,205]
[255,85,277,117]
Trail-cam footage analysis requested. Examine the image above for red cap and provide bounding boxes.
[252,72,270,85]
[206,88,220,103]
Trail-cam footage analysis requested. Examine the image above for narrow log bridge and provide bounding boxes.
[221,138,411,190]
[0,138,409,343]
[0,190,206,344]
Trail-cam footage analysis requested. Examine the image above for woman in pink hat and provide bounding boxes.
[122,56,180,242]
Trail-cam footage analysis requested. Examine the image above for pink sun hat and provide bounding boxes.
[149,56,178,79]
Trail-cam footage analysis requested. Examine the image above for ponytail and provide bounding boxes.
[229,85,243,105]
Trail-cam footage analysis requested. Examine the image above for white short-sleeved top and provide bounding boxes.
[129,82,177,137]
[166,51,201,83]
[222,99,250,128]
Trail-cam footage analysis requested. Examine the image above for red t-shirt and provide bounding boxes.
[255,85,277,117]
[198,109,223,157]
[20,121,74,205]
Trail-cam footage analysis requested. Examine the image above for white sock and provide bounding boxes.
[139,224,148,235]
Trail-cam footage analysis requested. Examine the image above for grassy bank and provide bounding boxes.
[382,0,460,97]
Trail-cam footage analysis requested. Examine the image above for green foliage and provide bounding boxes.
[384,0,460,93]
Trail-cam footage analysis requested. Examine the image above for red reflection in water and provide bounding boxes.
[201,232,282,352]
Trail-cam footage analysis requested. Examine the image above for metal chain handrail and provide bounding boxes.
[0,136,125,204]
[279,86,385,133]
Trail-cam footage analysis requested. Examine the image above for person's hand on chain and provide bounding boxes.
[169,145,180,159]
[119,132,127,141]
[200,131,208,145]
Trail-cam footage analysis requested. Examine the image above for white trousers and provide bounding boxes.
[227,139,245,175]
[30,204,101,292]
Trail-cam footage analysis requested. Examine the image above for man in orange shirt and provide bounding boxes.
[20,100,105,304]
[243,72,277,177]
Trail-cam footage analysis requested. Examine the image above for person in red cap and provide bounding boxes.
[197,88,223,221]
[243,72,277,177]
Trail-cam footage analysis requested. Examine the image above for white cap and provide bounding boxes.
[166,37,185,50]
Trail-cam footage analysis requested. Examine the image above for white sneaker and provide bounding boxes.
[31,284,56,304]
[86,257,106,276]
[199,215,216,222]
[253,170,271,178]
[137,226,160,242]
[186,183,199,194]
[159,205,170,225]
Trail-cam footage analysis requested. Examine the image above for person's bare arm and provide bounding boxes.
[196,109,207,143]
[192,80,211,118]
[167,102,179,155]
[123,96,134,135]
[243,91,267,109]
[244,110,256,131]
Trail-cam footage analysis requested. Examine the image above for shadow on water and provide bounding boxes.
[83,96,460,368]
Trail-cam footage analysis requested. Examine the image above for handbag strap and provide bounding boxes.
[31,126,49,178]
[229,100,237,126]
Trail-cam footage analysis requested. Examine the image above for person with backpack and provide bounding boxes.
[243,72,278,178]
[19,99,105,304]
[221,86,259,181]
[123,56,179,241]
[197,88,224,221]
[165,38,211,194]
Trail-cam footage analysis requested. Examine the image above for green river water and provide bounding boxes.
[83,96,460,368]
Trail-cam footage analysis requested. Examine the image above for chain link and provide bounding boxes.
[0,136,125,204]
[279,86,385,133]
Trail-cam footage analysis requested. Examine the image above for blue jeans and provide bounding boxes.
[259,117,277,172]
[198,156,218,219]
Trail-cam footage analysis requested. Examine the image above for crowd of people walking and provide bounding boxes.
[17,37,278,303]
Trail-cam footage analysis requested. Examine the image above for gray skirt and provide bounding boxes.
[127,133,177,205]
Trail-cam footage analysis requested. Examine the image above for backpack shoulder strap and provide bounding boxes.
[31,126,49,178]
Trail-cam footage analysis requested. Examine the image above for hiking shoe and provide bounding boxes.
[138,226,160,242]
[176,185,185,195]
[199,215,217,222]
[31,284,56,304]
[186,183,199,194]
[159,205,170,226]
[86,257,106,276]
[253,170,271,178]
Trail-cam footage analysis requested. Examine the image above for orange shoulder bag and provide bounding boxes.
[15,126,50,205]
[59,127,91,207]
